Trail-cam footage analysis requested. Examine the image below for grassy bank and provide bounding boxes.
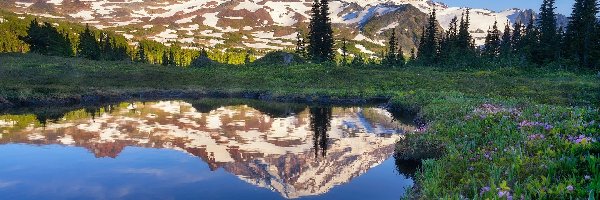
[1,53,599,198]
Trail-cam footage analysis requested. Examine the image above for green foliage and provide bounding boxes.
[19,19,73,57]
[307,0,334,63]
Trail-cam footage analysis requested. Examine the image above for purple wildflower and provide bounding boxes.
[585,175,591,180]
[534,113,541,118]
[566,185,574,191]
[498,191,508,197]
[480,186,491,195]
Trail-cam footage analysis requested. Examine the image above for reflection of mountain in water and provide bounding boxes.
[0,101,413,199]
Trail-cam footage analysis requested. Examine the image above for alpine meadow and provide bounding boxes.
[0,0,599,199]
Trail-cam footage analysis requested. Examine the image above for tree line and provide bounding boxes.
[299,0,599,70]
[1,0,598,70]
[406,0,598,69]
[0,12,256,67]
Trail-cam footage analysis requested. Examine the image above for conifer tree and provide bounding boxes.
[457,9,474,53]
[351,54,364,67]
[522,14,539,64]
[384,29,398,66]
[307,0,334,63]
[418,8,439,63]
[77,24,101,60]
[483,21,501,59]
[136,43,146,63]
[500,21,512,58]
[320,0,334,61]
[340,38,348,66]
[307,0,321,61]
[511,22,523,54]
[295,31,306,56]
[564,0,599,68]
[537,0,559,63]
[397,45,405,66]
[169,49,176,66]
[410,48,416,61]
[162,51,170,66]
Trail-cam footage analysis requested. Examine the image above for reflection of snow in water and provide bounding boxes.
[0,101,413,199]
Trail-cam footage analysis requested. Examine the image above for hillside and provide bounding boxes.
[0,0,567,55]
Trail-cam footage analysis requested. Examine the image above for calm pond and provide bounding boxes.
[0,99,417,199]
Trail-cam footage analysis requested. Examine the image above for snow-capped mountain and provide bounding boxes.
[0,0,566,54]
[0,101,414,198]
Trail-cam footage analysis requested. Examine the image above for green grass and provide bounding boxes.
[0,53,599,198]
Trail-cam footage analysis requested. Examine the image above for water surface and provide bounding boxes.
[0,100,416,199]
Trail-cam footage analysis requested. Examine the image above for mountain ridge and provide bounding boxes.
[0,0,567,55]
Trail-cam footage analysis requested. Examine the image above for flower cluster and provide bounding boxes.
[567,135,597,144]
[527,133,545,140]
[518,120,553,131]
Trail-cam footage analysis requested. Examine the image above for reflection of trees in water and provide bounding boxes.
[394,156,421,180]
[309,107,332,158]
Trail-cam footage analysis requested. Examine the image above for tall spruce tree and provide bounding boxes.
[162,51,170,66]
[136,43,146,63]
[418,8,439,63]
[511,22,523,55]
[77,24,101,60]
[483,21,501,59]
[384,29,398,66]
[340,38,348,66]
[457,9,473,53]
[564,0,599,68]
[537,0,559,63]
[522,14,540,64]
[500,21,512,58]
[307,0,334,63]
[319,0,334,62]
[295,31,305,56]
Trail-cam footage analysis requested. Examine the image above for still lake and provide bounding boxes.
[0,99,416,199]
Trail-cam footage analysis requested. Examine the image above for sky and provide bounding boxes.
[437,0,574,15]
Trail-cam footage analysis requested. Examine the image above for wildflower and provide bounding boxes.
[498,190,508,197]
[584,175,591,180]
[534,113,541,118]
[543,124,553,131]
[468,166,475,171]
[566,185,574,191]
[479,186,491,195]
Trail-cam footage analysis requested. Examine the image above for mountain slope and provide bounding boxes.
[0,0,568,54]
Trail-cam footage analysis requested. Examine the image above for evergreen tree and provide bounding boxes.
[136,43,146,63]
[350,54,364,67]
[522,14,540,64]
[162,51,170,66]
[307,0,334,63]
[340,38,348,66]
[319,0,334,62]
[397,45,405,67]
[77,24,100,60]
[20,20,72,57]
[564,0,599,68]
[483,21,501,59]
[457,9,474,53]
[418,8,439,63]
[384,29,398,66]
[307,0,321,61]
[169,49,176,66]
[410,48,416,61]
[295,31,305,56]
[511,21,524,55]
[100,32,114,60]
[440,16,459,62]
[537,0,559,63]
[500,21,512,58]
